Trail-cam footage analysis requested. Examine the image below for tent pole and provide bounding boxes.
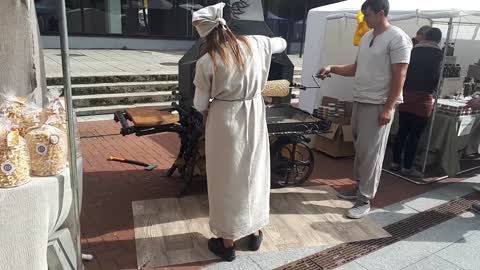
[56,0,83,269]
[299,0,309,58]
[383,169,448,185]
[422,17,454,175]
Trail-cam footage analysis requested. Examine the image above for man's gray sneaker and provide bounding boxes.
[473,185,480,193]
[337,187,358,200]
[472,202,480,214]
[346,200,371,219]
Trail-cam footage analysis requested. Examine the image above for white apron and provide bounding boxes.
[193,35,278,239]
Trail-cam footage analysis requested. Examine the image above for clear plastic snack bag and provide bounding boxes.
[0,118,31,187]
[18,102,42,137]
[42,89,67,133]
[0,93,27,123]
[25,120,67,177]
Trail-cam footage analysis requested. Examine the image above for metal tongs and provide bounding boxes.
[289,73,331,90]
[312,73,331,88]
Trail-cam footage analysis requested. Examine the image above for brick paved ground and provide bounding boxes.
[79,120,469,270]
[79,120,216,270]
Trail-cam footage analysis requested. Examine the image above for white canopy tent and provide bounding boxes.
[300,0,480,182]
[299,0,480,113]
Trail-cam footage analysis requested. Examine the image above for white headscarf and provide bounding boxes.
[192,2,227,38]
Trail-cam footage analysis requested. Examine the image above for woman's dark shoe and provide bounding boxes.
[208,238,236,262]
[248,230,263,251]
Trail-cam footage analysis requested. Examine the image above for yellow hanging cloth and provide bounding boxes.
[354,11,370,46]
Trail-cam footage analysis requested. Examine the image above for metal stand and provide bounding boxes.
[385,161,480,185]
[299,0,309,58]
[457,165,480,176]
[57,0,92,268]
[456,152,480,176]
[383,169,448,185]
[421,18,453,176]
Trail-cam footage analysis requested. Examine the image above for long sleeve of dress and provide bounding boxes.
[269,37,287,54]
[193,57,213,112]
[194,86,210,112]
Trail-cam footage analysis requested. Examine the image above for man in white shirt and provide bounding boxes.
[318,0,412,219]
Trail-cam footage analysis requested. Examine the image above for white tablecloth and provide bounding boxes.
[391,112,480,176]
[0,168,73,270]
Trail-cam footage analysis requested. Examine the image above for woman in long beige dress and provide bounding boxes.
[192,3,286,262]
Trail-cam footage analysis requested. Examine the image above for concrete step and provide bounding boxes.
[293,74,301,83]
[48,69,301,86]
[53,70,303,116]
[47,73,178,86]
[294,67,302,76]
[74,90,301,107]
[74,102,175,116]
[72,91,176,108]
[53,77,299,97]
[48,68,302,86]
[74,90,302,116]
[49,81,178,96]
[70,79,301,115]
[77,114,115,123]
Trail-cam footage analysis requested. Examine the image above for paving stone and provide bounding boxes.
[402,255,464,270]
[249,246,331,270]
[436,230,480,270]
[204,256,262,270]
[401,190,454,212]
[369,202,419,227]
[355,213,480,270]
[334,261,368,270]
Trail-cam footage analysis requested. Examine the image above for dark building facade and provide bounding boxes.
[35,0,341,51]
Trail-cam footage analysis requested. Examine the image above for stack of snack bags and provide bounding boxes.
[0,91,69,183]
[19,103,43,136]
[0,118,31,187]
[25,119,67,176]
[0,94,42,136]
[0,94,27,121]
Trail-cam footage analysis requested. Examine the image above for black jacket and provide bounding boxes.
[404,43,443,93]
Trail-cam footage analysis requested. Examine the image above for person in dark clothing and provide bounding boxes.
[411,25,431,46]
[391,27,444,177]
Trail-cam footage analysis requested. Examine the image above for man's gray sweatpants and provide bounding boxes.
[352,102,393,203]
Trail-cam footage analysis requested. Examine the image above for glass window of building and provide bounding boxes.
[35,0,342,40]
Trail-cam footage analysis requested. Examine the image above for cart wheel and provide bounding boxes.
[270,140,314,188]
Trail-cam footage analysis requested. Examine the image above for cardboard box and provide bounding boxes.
[321,96,353,118]
[314,96,355,157]
[315,120,355,157]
